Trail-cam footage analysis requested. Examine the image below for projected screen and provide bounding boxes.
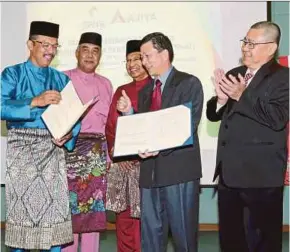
[0,2,267,185]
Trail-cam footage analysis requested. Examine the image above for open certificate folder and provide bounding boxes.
[113,102,193,157]
[41,81,97,139]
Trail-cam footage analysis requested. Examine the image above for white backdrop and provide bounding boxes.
[0,2,267,185]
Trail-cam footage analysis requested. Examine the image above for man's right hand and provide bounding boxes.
[31,90,61,108]
[117,90,132,113]
[213,68,228,105]
[52,131,73,147]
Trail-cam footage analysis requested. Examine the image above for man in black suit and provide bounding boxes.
[117,32,204,252]
[207,21,289,252]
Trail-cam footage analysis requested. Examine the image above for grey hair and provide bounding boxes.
[251,21,281,46]
[29,35,39,41]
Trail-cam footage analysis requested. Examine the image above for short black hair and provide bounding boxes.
[140,32,174,63]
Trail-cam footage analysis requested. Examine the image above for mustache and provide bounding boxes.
[43,53,55,57]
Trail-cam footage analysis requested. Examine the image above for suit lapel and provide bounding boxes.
[244,59,278,92]
[161,67,178,108]
[227,59,278,118]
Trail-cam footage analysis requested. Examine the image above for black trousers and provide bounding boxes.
[218,178,284,252]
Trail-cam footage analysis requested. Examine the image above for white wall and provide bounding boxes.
[0,2,267,184]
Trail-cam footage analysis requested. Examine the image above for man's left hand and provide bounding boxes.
[52,131,73,147]
[219,73,246,101]
[138,149,159,159]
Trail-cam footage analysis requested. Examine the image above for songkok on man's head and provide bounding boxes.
[78,32,102,47]
[126,40,141,56]
[29,21,59,38]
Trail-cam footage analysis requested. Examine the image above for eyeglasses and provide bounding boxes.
[125,57,141,64]
[32,40,61,50]
[240,39,275,49]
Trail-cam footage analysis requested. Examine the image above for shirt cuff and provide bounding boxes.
[122,107,134,116]
[216,102,225,112]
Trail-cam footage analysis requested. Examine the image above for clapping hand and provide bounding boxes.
[219,73,246,101]
[212,69,228,105]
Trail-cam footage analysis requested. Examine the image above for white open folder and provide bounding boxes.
[41,81,97,139]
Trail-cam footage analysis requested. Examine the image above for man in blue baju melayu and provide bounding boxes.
[1,21,80,252]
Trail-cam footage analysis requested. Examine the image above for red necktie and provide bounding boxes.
[150,79,162,111]
[244,72,254,85]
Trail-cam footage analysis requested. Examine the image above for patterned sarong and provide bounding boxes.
[65,133,107,233]
[5,128,73,250]
[106,161,140,218]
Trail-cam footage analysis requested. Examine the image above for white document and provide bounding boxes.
[41,81,97,139]
[113,103,193,157]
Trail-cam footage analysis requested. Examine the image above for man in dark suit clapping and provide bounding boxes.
[207,21,289,252]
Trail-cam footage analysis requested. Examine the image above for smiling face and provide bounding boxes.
[140,41,169,77]
[241,28,277,70]
[126,51,148,81]
[76,43,101,73]
[27,35,59,67]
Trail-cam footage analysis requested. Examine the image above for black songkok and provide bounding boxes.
[29,21,59,38]
[126,40,141,56]
[78,32,102,47]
